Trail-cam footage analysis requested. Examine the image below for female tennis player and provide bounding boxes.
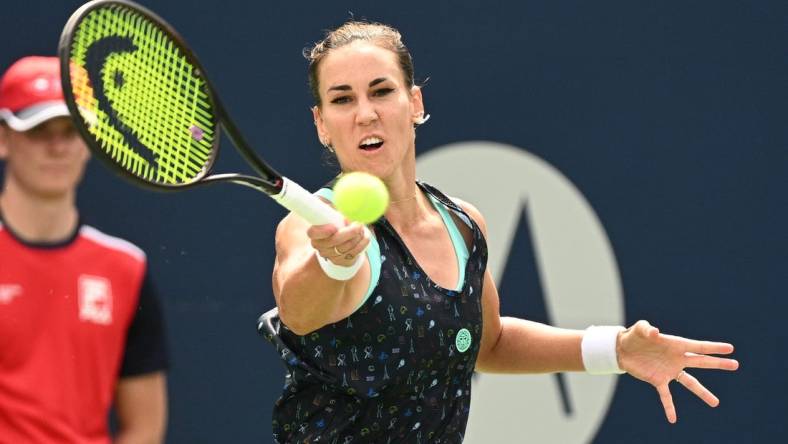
[262,21,739,443]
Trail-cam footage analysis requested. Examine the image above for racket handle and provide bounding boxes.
[271,177,345,226]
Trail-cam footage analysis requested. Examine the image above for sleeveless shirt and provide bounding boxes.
[260,182,488,444]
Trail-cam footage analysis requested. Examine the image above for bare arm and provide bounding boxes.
[476,293,585,373]
[114,371,167,444]
[272,211,370,335]
[453,199,585,373]
[458,199,738,422]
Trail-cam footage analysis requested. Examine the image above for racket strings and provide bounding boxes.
[66,3,216,185]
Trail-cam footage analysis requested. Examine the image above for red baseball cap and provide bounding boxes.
[0,56,71,131]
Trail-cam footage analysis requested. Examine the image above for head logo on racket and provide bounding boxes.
[83,36,157,167]
[61,1,217,186]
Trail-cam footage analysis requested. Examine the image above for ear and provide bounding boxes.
[410,86,425,124]
[311,106,329,146]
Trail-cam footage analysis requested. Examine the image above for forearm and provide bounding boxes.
[274,250,355,335]
[476,317,585,374]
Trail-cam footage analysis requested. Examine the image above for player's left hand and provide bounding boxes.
[617,320,739,424]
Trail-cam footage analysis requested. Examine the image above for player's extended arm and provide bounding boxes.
[474,267,586,373]
[114,371,167,444]
[272,212,370,335]
[462,200,739,423]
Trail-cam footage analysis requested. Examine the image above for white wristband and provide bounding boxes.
[315,252,365,281]
[581,325,626,375]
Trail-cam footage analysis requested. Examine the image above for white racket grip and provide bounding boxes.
[270,177,345,226]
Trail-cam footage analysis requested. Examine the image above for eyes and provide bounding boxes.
[27,121,79,141]
[329,87,395,105]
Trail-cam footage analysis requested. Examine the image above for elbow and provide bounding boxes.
[286,325,316,336]
[276,299,321,336]
[279,315,316,336]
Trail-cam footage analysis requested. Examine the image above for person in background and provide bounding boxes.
[0,55,168,444]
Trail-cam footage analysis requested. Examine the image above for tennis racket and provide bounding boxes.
[58,0,343,227]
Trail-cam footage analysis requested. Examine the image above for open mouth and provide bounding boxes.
[359,136,384,151]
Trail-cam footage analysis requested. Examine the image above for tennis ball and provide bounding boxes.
[333,172,389,224]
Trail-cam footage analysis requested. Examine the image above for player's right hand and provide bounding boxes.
[308,222,369,266]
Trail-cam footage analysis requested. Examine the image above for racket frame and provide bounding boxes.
[58,0,285,196]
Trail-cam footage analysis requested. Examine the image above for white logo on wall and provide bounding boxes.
[79,275,113,325]
[417,142,625,444]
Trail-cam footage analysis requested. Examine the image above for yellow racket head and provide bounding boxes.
[59,0,219,189]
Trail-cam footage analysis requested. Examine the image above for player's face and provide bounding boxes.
[0,117,90,199]
[313,41,424,180]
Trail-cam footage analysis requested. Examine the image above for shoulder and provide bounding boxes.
[450,197,489,238]
[78,225,147,264]
[418,181,489,237]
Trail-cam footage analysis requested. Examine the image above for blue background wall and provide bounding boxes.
[1,1,785,442]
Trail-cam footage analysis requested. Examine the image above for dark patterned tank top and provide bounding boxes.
[259,182,488,443]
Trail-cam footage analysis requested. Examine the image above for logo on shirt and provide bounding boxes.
[456,328,472,353]
[0,284,22,304]
[78,275,113,325]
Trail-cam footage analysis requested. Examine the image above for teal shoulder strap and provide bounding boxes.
[426,193,469,291]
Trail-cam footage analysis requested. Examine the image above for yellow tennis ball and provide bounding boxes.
[333,172,389,224]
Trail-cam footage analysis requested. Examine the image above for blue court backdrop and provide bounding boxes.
[1,1,785,443]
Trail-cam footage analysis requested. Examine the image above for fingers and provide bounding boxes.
[688,339,735,355]
[683,352,740,371]
[657,384,677,424]
[660,333,735,356]
[658,371,720,425]
[310,223,368,261]
[676,371,719,408]
[335,228,369,260]
[629,320,736,359]
[307,223,339,242]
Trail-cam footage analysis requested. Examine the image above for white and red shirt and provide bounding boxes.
[0,220,168,444]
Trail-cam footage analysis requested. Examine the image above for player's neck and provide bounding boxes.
[0,185,79,243]
[383,188,436,236]
[381,168,426,226]
[385,190,436,235]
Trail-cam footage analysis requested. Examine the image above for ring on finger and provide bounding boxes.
[675,370,686,383]
[333,245,343,256]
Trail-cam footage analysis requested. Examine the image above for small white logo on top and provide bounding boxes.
[0,284,22,304]
[78,275,113,325]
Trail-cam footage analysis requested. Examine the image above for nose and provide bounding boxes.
[355,97,378,126]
